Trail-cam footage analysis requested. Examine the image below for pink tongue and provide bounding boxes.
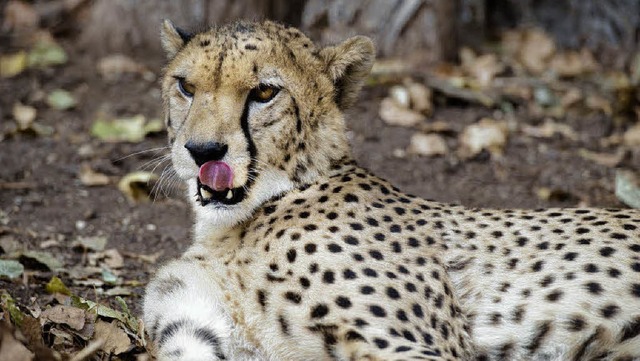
[199,161,234,191]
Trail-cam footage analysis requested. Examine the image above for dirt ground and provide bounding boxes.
[1,25,639,359]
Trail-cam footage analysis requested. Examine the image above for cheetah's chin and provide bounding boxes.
[196,180,246,206]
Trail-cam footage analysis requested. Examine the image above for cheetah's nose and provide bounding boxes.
[185,141,228,167]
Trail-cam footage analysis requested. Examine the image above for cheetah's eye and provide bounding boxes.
[249,84,280,103]
[176,77,195,98]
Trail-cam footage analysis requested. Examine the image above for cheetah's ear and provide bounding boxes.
[161,19,193,59]
[320,36,375,110]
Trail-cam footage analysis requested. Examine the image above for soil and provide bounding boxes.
[0,33,636,356]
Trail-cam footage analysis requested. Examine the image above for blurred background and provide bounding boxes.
[1,0,640,359]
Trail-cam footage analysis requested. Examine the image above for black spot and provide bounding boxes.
[386,287,400,299]
[611,232,627,240]
[343,235,359,245]
[632,262,640,272]
[599,246,616,257]
[369,305,387,317]
[545,290,563,302]
[257,289,267,310]
[620,317,640,342]
[343,269,357,279]
[608,268,622,278]
[374,338,389,349]
[567,315,586,331]
[286,249,297,263]
[360,285,375,295]
[563,252,578,261]
[304,243,317,254]
[412,303,424,318]
[303,224,317,232]
[278,314,290,335]
[390,224,401,233]
[585,282,603,295]
[327,243,342,253]
[344,194,359,203]
[299,277,310,288]
[335,296,352,309]
[526,321,551,354]
[369,250,384,260]
[244,44,257,50]
[199,39,210,47]
[584,263,599,273]
[600,304,619,318]
[631,283,640,297]
[374,233,385,241]
[363,268,378,277]
[310,304,329,318]
[531,260,544,272]
[322,270,335,284]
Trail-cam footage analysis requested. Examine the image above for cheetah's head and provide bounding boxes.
[160,20,374,229]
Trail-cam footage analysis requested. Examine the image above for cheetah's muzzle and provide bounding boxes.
[196,160,246,206]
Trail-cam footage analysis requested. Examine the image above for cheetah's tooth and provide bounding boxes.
[201,188,213,199]
[226,190,233,199]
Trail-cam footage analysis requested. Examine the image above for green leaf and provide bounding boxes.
[46,89,77,110]
[19,250,63,271]
[1,290,25,327]
[0,259,24,279]
[45,276,71,295]
[27,41,68,68]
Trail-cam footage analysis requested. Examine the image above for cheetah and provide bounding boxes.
[143,20,640,361]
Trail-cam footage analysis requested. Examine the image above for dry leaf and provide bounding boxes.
[521,119,578,141]
[94,320,132,355]
[73,235,108,251]
[586,94,612,115]
[578,149,625,167]
[616,170,640,208]
[388,85,410,108]
[407,133,448,157]
[12,103,36,130]
[97,54,155,81]
[79,164,110,186]
[623,123,640,147]
[41,305,86,331]
[517,29,556,74]
[460,48,503,87]
[550,49,598,77]
[0,51,28,78]
[459,118,508,158]
[379,97,426,127]
[2,0,39,32]
[101,249,124,269]
[117,171,159,203]
[46,89,76,110]
[0,326,34,361]
[406,82,432,115]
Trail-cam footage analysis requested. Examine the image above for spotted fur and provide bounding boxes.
[143,20,640,361]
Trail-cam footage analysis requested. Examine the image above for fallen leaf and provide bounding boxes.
[94,320,132,355]
[41,305,86,331]
[560,88,583,108]
[46,89,77,110]
[549,49,598,77]
[460,48,503,87]
[101,249,124,269]
[623,123,640,147]
[45,276,71,296]
[27,40,68,68]
[535,187,579,203]
[616,170,640,208]
[117,171,159,203]
[459,118,508,158]
[406,82,432,115]
[0,259,24,279]
[73,236,108,252]
[0,326,34,361]
[19,250,62,271]
[585,94,612,115]
[1,290,25,327]
[104,287,132,297]
[91,115,163,143]
[522,119,578,140]
[2,0,39,32]
[389,85,410,108]
[0,234,22,254]
[97,54,154,81]
[578,149,625,167]
[517,29,556,74]
[379,97,426,127]
[101,269,118,285]
[407,133,448,157]
[12,103,36,130]
[79,164,110,186]
[0,51,28,78]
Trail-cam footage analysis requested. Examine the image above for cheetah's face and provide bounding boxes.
[160,20,374,228]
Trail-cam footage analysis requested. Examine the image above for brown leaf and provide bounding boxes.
[521,119,578,141]
[623,123,640,147]
[41,305,86,331]
[459,118,508,158]
[2,1,39,32]
[516,29,556,74]
[406,82,432,115]
[379,97,426,127]
[460,48,503,87]
[94,320,132,355]
[578,149,625,167]
[407,133,448,157]
[550,49,598,78]
[0,325,34,361]
[79,163,110,186]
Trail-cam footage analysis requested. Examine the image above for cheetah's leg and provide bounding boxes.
[143,258,263,361]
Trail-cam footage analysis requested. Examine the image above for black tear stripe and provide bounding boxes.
[526,321,552,355]
[572,328,601,361]
[620,317,640,342]
[240,95,258,197]
[292,98,302,133]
